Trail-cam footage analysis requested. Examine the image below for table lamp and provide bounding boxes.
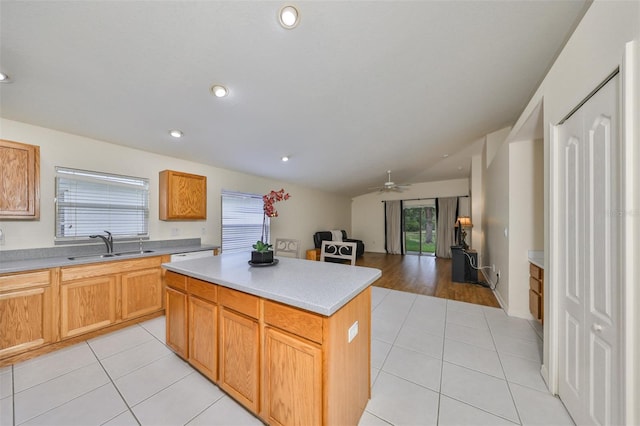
[456,216,473,250]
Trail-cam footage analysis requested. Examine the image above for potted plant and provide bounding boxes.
[251,188,290,264]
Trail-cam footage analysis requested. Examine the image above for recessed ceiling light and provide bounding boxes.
[169,129,183,138]
[281,156,290,162]
[0,72,11,83]
[210,84,228,97]
[457,166,463,170]
[442,154,449,158]
[279,5,299,29]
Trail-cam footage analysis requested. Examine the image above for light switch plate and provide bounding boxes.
[348,321,359,343]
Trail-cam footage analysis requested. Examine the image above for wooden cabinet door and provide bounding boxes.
[219,307,259,412]
[61,276,116,339]
[264,327,322,426]
[188,295,217,381]
[0,271,53,357]
[0,139,40,219]
[121,268,163,320]
[159,170,206,220]
[166,287,188,358]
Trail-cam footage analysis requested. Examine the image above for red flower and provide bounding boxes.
[259,189,291,243]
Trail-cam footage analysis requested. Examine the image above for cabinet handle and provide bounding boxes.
[592,323,603,332]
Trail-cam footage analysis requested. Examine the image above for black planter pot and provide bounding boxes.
[251,250,274,264]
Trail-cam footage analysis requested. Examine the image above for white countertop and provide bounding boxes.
[163,252,382,316]
[528,250,544,269]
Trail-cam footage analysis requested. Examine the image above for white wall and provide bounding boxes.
[351,178,469,253]
[0,119,352,254]
[470,154,484,263]
[482,131,510,309]
[504,0,639,419]
[507,139,544,317]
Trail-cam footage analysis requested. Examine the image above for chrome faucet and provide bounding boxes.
[90,230,114,253]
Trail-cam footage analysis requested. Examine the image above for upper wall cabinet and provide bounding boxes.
[159,170,207,220]
[0,139,40,220]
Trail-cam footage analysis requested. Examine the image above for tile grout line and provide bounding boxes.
[87,337,142,425]
[436,300,450,425]
[367,290,419,424]
[484,309,524,425]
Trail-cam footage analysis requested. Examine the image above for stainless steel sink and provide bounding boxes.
[114,250,154,256]
[68,250,154,260]
[68,253,115,260]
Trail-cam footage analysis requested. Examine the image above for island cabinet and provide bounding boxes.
[0,269,58,358]
[263,301,323,425]
[188,278,218,382]
[163,269,373,426]
[165,271,218,381]
[60,256,165,339]
[219,287,260,412]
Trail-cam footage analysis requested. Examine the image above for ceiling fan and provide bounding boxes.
[369,170,411,193]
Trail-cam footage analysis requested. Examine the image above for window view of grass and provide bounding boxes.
[405,231,436,253]
[404,205,436,254]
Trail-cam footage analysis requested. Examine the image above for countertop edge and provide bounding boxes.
[0,245,219,274]
[163,261,381,317]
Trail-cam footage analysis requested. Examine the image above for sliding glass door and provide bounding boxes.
[403,199,436,255]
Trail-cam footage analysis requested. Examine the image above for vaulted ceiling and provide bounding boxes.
[0,1,590,196]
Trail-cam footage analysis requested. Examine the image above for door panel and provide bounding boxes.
[557,74,620,426]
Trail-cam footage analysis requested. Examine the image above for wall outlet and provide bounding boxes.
[348,321,359,343]
[171,227,179,237]
[492,264,495,272]
[201,227,206,236]
[0,228,4,245]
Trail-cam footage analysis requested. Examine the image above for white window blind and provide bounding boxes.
[55,167,149,241]
[222,190,268,253]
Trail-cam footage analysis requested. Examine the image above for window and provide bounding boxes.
[222,190,267,253]
[55,167,149,241]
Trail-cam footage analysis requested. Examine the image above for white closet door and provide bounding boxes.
[557,74,620,426]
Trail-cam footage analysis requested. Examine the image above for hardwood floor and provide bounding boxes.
[355,252,501,308]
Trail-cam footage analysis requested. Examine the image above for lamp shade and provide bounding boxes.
[457,216,473,228]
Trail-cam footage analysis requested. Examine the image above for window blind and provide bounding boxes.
[55,167,149,241]
[222,190,268,253]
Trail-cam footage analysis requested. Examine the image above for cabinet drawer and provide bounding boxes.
[62,257,162,281]
[166,271,187,291]
[529,276,542,294]
[0,270,50,291]
[529,263,543,280]
[264,300,323,344]
[219,287,259,319]
[188,277,217,303]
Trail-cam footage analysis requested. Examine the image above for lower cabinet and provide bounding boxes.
[263,327,322,426]
[61,275,117,338]
[218,287,260,413]
[165,271,219,381]
[166,286,188,358]
[121,268,163,320]
[219,307,260,412]
[529,263,544,323]
[1,255,169,362]
[60,256,166,340]
[164,271,371,426]
[0,270,56,358]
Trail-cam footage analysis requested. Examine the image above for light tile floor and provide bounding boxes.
[0,287,574,425]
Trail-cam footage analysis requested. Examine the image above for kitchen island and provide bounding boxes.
[162,252,381,426]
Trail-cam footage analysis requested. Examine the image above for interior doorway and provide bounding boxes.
[403,199,436,256]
